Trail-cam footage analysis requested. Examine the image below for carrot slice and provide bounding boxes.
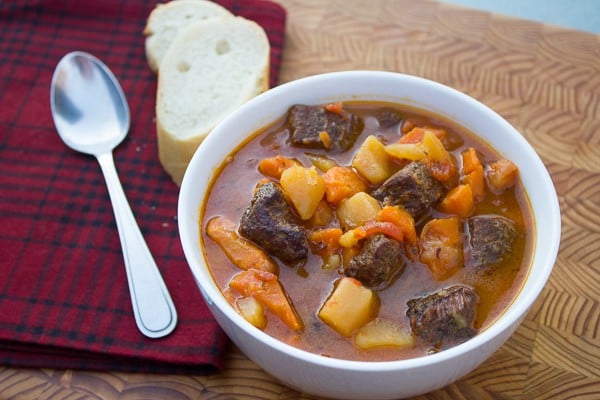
[377,205,418,260]
[401,119,416,134]
[257,155,300,179]
[309,228,343,255]
[206,216,279,275]
[399,127,425,144]
[229,269,303,331]
[487,159,519,193]
[322,166,367,205]
[463,166,485,202]
[427,156,459,187]
[419,217,463,280]
[319,131,332,149]
[377,206,416,245]
[309,228,343,270]
[461,148,485,201]
[462,147,480,174]
[400,127,446,144]
[324,101,343,114]
[438,184,474,218]
[339,221,404,248]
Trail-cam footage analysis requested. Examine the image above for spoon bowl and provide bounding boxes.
[50,51,177,338]
[51,52,129,154]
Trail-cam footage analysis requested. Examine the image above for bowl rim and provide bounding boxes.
[179,70,561,372]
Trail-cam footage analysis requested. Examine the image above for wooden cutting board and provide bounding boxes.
[1,0,598,398]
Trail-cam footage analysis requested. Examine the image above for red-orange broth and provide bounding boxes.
[201,101,534,361]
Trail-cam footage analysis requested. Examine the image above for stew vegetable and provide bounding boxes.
[202,101,533,361]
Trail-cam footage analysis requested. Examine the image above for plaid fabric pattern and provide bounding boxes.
[0,0,286,373]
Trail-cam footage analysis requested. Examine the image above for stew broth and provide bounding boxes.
[201,101,534,361]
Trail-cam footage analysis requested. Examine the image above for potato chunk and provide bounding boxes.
[354,318,414,349]
[385,130,447,162]
[384,142,427,161]
[336,192,381,230]
[280,165,326,220]
[421,130,447,161]
[352,135,395,184]
[236,296,267,330]
[318,277,378,337]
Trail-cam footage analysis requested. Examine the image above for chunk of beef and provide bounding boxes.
[406,285,479,346]
[239,182,308,265]
[287,104,363,152]
[468,214,518,269]
[342,234,405,290]
[376,108,403,129]
[371,162,444,220]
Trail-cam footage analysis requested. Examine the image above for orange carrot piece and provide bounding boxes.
[310,228,344,270]
[427,156,459,187]
[401,119,416,134]
[206,216,279,275]
[322,166,367,205]
[399,127,425,144]
[400,127,446,144]
[461,147,485,201]
[419,217,463,280]
[376,206,417,245]
[377,205,418,260]
[309,228,343,255]
[366,221,405,242]
[437,184,474,218]
[229,269,303,331]
[319,131,332,149]
[463,166,485,202]
[324,101,343,114]
[462,147,481,174]
[487,159,518,192]
[340,221,405,248]
[258,155,300,179]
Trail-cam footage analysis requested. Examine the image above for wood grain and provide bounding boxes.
[2,0,599,398]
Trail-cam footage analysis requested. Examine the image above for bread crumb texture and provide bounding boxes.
[154,12,270,185]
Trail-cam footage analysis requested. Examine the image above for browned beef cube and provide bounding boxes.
[376,108,403,129]
[371,162,444,220]
[467,215,518,269]
[342,234,406,290]
[287,104,363,152]
[406,285,479,347]
[239,182,308,265]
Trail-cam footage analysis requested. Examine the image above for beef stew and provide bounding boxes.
[201,101,533,361]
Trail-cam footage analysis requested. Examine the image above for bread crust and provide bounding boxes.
[144,0,232,72]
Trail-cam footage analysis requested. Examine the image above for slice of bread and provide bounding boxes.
[143,0,232,73]
[156,16,270,185]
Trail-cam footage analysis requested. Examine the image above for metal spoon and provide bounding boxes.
[50,51,177,338]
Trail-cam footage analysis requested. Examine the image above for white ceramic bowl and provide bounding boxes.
[178,71,560,399]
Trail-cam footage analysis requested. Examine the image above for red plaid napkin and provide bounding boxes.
[0,0,286,373]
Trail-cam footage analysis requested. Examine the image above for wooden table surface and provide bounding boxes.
[2,0,599,398]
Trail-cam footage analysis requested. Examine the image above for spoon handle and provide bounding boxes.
[96,152,178,338]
